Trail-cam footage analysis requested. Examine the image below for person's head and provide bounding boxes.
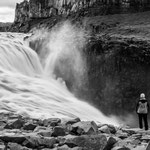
[140,93,146,100]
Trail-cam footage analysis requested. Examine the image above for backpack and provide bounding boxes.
[137,101,148,114]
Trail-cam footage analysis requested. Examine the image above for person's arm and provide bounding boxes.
[147,101,149,113]
[136,101,139,113]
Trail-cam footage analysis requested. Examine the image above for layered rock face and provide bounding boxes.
[29,0,97,18]
[15,0,29,23]
[14,0,98,23]
[14,0,150,24]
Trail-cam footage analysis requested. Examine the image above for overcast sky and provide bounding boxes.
[0,0,23,22]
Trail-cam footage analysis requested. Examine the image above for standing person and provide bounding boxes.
[136,93,149,130]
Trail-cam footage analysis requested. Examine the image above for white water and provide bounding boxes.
[0,29,119,126]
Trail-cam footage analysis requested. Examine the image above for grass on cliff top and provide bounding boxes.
[84,11,150,41]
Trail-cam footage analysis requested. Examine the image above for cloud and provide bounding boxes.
[0,7,15,22]
[0,0,24,22]
[0,0,23,8]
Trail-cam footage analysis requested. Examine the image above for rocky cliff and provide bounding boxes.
[14,0,150,24]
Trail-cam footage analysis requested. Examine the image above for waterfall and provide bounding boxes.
[0,31,119,126]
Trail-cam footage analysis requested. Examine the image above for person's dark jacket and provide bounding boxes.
[136,99,149,114]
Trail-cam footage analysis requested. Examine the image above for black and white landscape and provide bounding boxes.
[0,0,150,150]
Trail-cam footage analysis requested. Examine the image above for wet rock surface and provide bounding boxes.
[0,113,149,150]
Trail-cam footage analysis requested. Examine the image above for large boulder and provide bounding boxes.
[23,136,56,148]
[8,142,31,150]
[23,123,37,130]
[99,125,111,134]
[64,134,107,150]
[71,121,98,135]
[52,126,66,137]
[4,119,25,129]
[38,130,52,137]
[0,135,26,144]
[104,137,117,150]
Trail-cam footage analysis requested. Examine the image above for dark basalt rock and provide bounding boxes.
[4,118,25,129]
[52,126,66,137]
[23,123,37,130]
[8,142,31,150]
[71,121,98,135]
[64,134,107,150]
[64,118,81,125]
[43,118,61,127]
[0,135,26,144]
[23,136,57,148]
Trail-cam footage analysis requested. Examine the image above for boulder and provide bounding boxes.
[71,121,98,135]
[34,126,47,132]
[0,135,26,144]
[121,129,136,136]
[64,134,107,150]
[104,137,117,150]
[52,126,66,137]
[116,130,128,139]
[38,130,52,137]
[43,118,61,127]
[8,142,31,150]
[23,123,37,130]
[99,125,111,134]
[23,136,56,148]
[63,118,81,125]
[4,119,25,129]
[108,125,117,134]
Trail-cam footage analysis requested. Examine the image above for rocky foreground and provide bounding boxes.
[0,113,149,150]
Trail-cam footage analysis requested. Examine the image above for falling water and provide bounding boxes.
[0,24,119,126]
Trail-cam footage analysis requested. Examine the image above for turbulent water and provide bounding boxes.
[0,31,119,126]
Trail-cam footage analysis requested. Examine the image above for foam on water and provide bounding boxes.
[0,32,119,126]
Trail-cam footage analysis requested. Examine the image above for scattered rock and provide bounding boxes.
[34,126,47,132]
[43,118,61,127]
[23,136,57,148]
[104,137,117,150]
[99,125,111,134]
[52,126,66,137]
[116,130,128,139]
[23,123,37,130]
[64,118,81,125]
[0,135,26,144]
[121,129,136,136]
[4,119,25,129]
[38,130,52,137]
[65,134,107,150]
[71,121,98,135]
[8,142,31,150]
[0,113,149,150]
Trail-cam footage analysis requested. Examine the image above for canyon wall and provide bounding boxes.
[14,0,150,23]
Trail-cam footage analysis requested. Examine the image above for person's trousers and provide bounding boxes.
[138,114,148,130]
